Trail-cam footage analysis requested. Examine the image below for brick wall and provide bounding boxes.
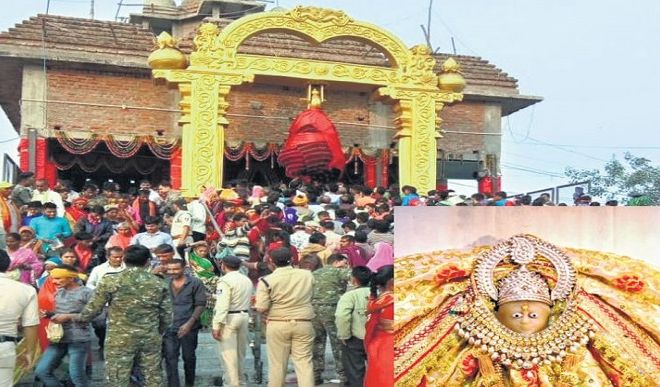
[44,69,501,162]
[46,69,180,136]
[224,83,390,148]
[439,102,501,157]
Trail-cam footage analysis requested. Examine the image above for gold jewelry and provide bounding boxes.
[497,266,551,306]
[455,235,596,370]
[474,234,576,303]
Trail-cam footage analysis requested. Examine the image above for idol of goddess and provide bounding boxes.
[395,234,659,386]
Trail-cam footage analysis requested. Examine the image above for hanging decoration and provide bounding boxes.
[224,141,280,170]
[53,131,180,160]
[50,152,159,175]
[147,136,180,159]
[345,147,380,187]
[54,131,100,155]
[105,135,143,159]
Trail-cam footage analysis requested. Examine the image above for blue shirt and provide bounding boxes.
[130,231,173,251]
[29,216,72,241]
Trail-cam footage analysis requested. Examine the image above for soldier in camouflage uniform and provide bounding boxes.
[63,245,172,387]
[310,253,351,384]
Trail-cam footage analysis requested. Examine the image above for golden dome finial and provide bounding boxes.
[441,57,461,73]
[308,88,323,109]
[438,57,465,92]
[148,31,188,70]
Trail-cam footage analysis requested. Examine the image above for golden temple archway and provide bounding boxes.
[149,6,464,196]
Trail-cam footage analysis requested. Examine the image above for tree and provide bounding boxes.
[564,153,660,205]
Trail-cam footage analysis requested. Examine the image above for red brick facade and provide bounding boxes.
[45,69,498,158]
[46,69,180,136]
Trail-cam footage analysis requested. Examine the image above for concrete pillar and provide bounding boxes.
[366,100,393,149]
[20,64,48,136]
[482,103,502,176]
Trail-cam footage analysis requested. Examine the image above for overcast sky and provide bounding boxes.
[1,0,658,198]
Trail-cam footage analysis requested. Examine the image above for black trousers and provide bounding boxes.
[341,336,367,387]
[162,328,200,387]
[191,231,206,242]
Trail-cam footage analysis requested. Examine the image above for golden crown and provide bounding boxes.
[474,235,576,304]
[496,265,552,306]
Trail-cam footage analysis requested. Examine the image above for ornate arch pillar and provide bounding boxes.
[153,69,250,197]
[148,6,465,196]
[380,88,443,193]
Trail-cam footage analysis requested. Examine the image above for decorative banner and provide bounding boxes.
[53,131,180,160]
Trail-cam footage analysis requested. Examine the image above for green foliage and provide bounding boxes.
[564,153,660,205]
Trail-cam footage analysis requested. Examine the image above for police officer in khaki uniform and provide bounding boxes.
[212,255,253,387]
[255,247,315,387]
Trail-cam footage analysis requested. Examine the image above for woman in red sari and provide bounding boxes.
[365,264,394,387]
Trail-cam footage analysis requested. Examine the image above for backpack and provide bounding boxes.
[283,207,298,225]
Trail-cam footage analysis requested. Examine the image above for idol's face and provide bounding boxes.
[496,301,551,335]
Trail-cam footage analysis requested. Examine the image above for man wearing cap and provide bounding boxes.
[212,255,253,387]
[11,172,34,209]
[0,249,39,385]
[255,247,315,387]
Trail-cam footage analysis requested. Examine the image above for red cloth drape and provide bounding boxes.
[36,138,57,186]
[19,138,29,172]
[277,108,346,177]
[364,161,377,189]
[170,147,182,190]
[478,177,493,195]
[380,150,389,188]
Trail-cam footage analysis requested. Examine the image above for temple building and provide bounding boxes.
[0,0,541,195]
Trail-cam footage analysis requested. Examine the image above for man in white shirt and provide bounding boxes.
[320,220,341,252]
[139,180,162,207]
[31,179,65,217]
[86,246,126,354]
[0,249,39,385]
[187,199,208,242]
[170,199,193,258]
[87,246,125,289]
[212,256,253,387]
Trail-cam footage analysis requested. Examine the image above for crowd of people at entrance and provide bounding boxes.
[399,185,651,206]
[0,171,395,387]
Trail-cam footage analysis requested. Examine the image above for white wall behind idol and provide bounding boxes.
[394,207,660,267]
